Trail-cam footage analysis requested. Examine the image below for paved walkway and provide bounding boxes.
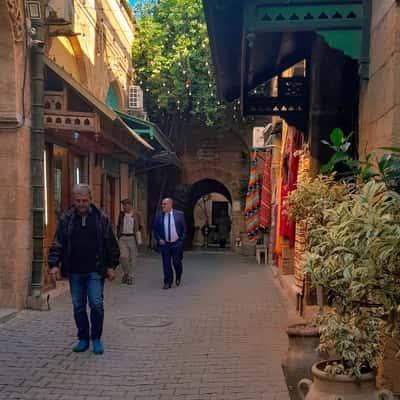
[0,252,289,400]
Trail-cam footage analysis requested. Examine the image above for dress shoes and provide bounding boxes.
[175,279,181,286]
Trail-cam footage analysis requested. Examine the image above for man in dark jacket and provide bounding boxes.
[48,184,120,355]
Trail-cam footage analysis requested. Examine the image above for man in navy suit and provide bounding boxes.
[153,198,186,289]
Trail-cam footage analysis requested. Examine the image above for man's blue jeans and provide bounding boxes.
[69,272,104,341]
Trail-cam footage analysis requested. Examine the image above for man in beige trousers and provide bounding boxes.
[117,198,143,285]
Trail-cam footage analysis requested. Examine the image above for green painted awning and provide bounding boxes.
[115,111,182,170]
[115,111,173,152]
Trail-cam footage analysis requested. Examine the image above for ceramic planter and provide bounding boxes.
[297,360,394,400]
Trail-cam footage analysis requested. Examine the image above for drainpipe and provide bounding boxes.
[27,2,49,310]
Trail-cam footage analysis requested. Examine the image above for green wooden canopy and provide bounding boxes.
[203,0,371,102]
[115,111,182,171]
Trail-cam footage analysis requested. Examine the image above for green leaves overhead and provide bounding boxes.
[132,0,225,126]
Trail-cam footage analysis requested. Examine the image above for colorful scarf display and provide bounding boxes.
[259,151,271,230]
[245,151,261,241]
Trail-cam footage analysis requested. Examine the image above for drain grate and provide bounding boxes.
[118,315,174,328]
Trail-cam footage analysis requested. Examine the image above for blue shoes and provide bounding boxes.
[72,339,89,353]
[92,339,104,355]
[72,339,104,354]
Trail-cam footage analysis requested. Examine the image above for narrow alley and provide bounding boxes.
[0,253,289,400]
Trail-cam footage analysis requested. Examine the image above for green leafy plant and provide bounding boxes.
[302,180,400,376]
[320,128,375,182]
[378,148,400,194]
[286,174,347,249]
[132,0,225,127]
[320,128,400,190]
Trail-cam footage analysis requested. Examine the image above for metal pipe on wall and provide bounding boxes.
[27,2,49,310]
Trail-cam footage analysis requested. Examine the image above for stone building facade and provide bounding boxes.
[359,0,400,156]
[0,0,32,308]
[0,0,158,309]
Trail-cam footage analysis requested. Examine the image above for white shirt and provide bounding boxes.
[122,213,135,234]
[164,210,179,242]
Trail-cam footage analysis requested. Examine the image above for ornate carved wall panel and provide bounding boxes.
[5,0,24,42]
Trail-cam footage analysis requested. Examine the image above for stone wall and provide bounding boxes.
[0,1,32,308]
[359,0,400,156]
[179,123,253,253]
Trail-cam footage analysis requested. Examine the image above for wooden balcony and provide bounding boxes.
[44,91,100,133]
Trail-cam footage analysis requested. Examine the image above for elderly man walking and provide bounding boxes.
[117,198,143,285]
[153,198,186,289]
[48,184,120,355]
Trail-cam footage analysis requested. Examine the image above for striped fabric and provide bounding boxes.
[259,151,271,229]
[245,151,261,241]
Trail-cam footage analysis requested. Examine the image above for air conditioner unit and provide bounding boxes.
[45,0,74,25]
[128,85,143,110]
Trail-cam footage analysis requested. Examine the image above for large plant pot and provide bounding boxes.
[297,360,394,400]
[281,323,324,400]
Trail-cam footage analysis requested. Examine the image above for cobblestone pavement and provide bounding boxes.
[0,251,290,400]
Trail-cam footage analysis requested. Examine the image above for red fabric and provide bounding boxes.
[259,151,271,229]
[280,128,302,248]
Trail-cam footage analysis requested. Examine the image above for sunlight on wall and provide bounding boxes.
[48,37,81,81]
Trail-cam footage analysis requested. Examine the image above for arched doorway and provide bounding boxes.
[186,179,232,249]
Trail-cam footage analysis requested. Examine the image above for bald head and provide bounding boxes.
[161,198,173,213]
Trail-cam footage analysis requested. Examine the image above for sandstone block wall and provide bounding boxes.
[359,0,400,156]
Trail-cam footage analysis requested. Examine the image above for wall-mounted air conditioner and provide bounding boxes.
[128,85,143,110]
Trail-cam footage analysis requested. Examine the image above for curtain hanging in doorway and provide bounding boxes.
[259,150,272,230]
[245,151,261,241]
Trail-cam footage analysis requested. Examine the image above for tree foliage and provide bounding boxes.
[132,0,225,127]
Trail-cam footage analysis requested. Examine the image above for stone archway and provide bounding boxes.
[185,179,233,248]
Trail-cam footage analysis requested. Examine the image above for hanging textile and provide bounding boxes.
[280,127,302,248]
[259,151,272,230]
[274,123,287,262]
[245,151,261,241]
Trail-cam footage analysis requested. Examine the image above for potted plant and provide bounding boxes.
[281,175,346,400]
[296,180,399,399]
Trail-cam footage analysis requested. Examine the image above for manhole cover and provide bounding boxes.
[118,315,174,328]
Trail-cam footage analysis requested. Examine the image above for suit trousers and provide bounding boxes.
[160,241,183,286]
[119,236,137,278]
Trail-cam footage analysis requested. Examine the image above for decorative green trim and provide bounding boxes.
[254,4,363,29]
[243,0,371,76]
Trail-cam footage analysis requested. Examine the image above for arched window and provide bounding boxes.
[106,84,120,111]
